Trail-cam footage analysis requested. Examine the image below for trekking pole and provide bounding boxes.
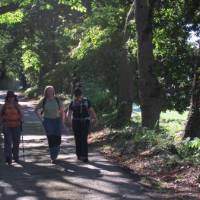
[21,121,25,161]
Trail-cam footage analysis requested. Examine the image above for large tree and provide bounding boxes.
[135,0,162,128]
[184,0,200,139]
[117,1,135,127]
[184,50,200,139]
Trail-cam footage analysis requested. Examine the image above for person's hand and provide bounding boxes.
[68,120,72,127]
[91,118,98,126]
[61,120,65,126]
[65,118,72,127]
[39,117,43,123]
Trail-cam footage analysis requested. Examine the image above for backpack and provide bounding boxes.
[0,103,21,127]
[71,97,89,114]
[41,97,60,115]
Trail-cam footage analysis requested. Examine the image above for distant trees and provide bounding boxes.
[0,0,200,133]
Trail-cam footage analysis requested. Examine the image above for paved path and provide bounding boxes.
[0,91,153,200]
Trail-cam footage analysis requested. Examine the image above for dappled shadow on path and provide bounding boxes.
[0,136,156,200]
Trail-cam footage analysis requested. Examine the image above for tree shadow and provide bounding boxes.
[0,132,159,200]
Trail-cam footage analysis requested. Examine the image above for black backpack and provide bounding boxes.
[71,97,89,114]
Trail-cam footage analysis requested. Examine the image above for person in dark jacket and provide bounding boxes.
[66,88,97,162]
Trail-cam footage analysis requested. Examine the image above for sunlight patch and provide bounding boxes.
[16,197,38,200]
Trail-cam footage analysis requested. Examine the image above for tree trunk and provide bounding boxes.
[81,0,92,15]
[184,70,200,139]
[116,1,136,127]
[0,60,6,80]
[19,71,28,90]
[135,0,162,129]
[117,45,134,127]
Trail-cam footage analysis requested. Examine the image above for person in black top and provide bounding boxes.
[66,88,97,162]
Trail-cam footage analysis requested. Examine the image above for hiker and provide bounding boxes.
[0,91,23,165]
[35,86,65,164]
[66,88,97,162]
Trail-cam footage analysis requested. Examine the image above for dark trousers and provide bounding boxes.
[3,127,21,162]
[72,119,90,158]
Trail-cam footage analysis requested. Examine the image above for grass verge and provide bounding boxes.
[89,110,200,199]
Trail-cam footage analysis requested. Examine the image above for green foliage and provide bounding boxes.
[153,0,193,112]
[71,4,125,63]
[24,86,38,98]
[58,0,86,12]
[42,62,74,92]
[160,110,188,135]
[0,31,12,55]
[86,5,125,28]
[22,50,40,72]
[84,81,116,113]
[0,10,24,24]
[175,137,200,164]
[0,0,199,128]
[102,121,200,167]
[65,2,127,114]
[132,128,172,150]
[72,26,113,60]
[189,137,200,149]
[21,49,40,86]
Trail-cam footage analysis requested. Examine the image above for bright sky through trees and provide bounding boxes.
[188,31,200,47]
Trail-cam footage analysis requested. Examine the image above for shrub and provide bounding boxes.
[84,81,116,114]
[24,86,38,98]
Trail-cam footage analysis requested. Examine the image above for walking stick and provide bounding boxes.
[20,121,25,161]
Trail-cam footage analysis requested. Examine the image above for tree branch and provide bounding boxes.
[123,0,135,39]
[0,3,20,15]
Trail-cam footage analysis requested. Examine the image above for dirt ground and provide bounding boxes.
[89,130,200,200]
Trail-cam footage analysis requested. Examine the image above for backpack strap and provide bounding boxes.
[0,104,6,119]
[1,103,22,125]
[42,97,47,110]
[55,97,60,109]
[15,103,21,116]
[40,97,46,115]
[1,103,21,116]
[80,97,89,114]
[82,97,89,108]
[14,104,23,129]
[41,97,61,114]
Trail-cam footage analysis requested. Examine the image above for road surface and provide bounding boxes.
[0,91,153,200]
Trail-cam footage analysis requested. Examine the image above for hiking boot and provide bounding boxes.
[83,158,88,163]
[14,159,20,163]
[77,156,81,161]
[79,156,88,163]
[51,159,57,164]
[6,158,12,165]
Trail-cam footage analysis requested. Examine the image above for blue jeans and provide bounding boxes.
[43,118,62,160]
[3,127,21,162]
